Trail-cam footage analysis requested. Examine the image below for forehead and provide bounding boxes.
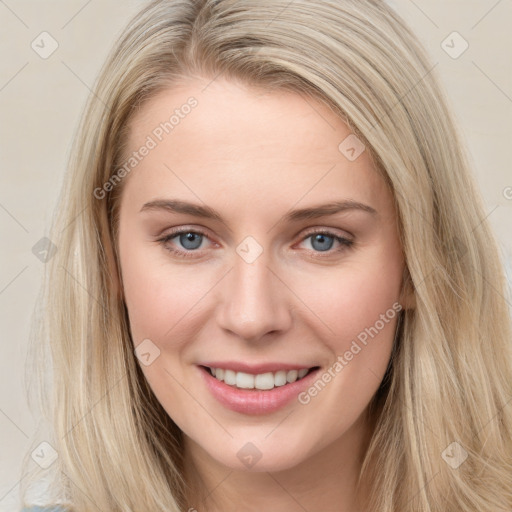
[120,77,391,216]
[128,77,350,159]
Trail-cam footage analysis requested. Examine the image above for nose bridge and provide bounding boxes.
[216,246,292,341]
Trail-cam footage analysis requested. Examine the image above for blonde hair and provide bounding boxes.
[21,0,512,510]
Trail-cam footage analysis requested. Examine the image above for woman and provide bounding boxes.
[20,0,512,510]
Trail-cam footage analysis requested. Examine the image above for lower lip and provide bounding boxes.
[199,366,320,415]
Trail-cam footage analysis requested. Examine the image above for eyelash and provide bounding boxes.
[156,227,354,259]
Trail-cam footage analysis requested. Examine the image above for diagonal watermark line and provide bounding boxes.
[398,394,442,442]
[63,371,127,438]
[266,473,310,511]
[163,164,205,203]
[193,470,233,512]
[472,394,512,439]
[163,367,234,438]
[265,0,297,28]
[266,164,336,234]
[0,202,29,232]
[61,60,109,110]
[367,365,446,445]
[201,68,226,93]
[0,408,29,438]
[61,0,93,29]
[472,61,512,105]
[162,164,221,215]
[265,266,336,335]
[61,469,103,512]
[409,263,437,290]
[198,470,234,509]
[471,0,504,30]
[60,205,88,233]
[408,0,439,29]
[60,265,108,314]
[370,62,439,131]
[0,62,29,92]
[164,267,233,337]
[0,266,28,295]
[469,204,499,236]
[0,0,29,28]
[404,470,440,509]
[301,95,337,130]
[473,264,512,308]
[264,410,295,439]
[392,185,435,237]
[163,164,232,234]
[0,472,30,503]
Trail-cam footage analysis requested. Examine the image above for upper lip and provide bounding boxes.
[199,361,318,374]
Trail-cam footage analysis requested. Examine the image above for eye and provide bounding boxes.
[156,227,354,259]
[298,229,354,254]
[156,228,212,258]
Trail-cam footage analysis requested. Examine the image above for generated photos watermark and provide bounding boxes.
[297,301,403,405]
[93,96,198,200]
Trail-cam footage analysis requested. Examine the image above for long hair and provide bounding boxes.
[21,1,512,510]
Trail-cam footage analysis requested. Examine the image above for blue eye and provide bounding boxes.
[157,228,353,259]
[309,233,335,251]
[301,231,353,254]
[157,229,210,258]
[176,232,203,250]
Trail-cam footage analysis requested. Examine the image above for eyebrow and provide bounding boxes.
[139,198,378,225]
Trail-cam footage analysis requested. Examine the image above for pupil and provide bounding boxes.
[180,232,202,250]
[312,234,333,252]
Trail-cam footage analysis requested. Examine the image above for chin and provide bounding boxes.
[190,427,322,474]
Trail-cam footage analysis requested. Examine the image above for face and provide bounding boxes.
[117,77,407,474]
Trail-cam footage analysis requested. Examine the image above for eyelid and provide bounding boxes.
[158,224,353,241]
[299,226,353,241]
[156,225,354,257]
[157,226,216,248]
[293,227,354,255]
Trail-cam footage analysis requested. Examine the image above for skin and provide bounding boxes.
[116,76,411,511]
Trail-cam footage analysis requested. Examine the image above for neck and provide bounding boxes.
[182,410,373,512]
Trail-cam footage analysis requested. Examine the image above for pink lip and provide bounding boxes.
[198,365,320,415]
[199,361,312,374]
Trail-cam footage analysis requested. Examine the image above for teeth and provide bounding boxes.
[255,372,274,390]
[208,367,311,390]
[286,370,298,383]
[224,369,236,386]
[236,372,254,389]
[274,370,287,387]
[298,368,308,379]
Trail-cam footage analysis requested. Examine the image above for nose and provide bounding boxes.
[215,251,293,342]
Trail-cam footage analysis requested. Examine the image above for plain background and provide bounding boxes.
[1,0,511,509]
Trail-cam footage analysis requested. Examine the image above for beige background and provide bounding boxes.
[1,1,511,509]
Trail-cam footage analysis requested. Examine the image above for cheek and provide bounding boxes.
[119,238,215,344]
[293,251,403,346]
[119,246,216,424]
[289,246,403,404]
[121,228,404,355]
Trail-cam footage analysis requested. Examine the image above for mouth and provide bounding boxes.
[198,360,322,414]
[200,365,319,391]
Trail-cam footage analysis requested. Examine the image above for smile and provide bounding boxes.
[205,366,314,390]
[198,364,321,415]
